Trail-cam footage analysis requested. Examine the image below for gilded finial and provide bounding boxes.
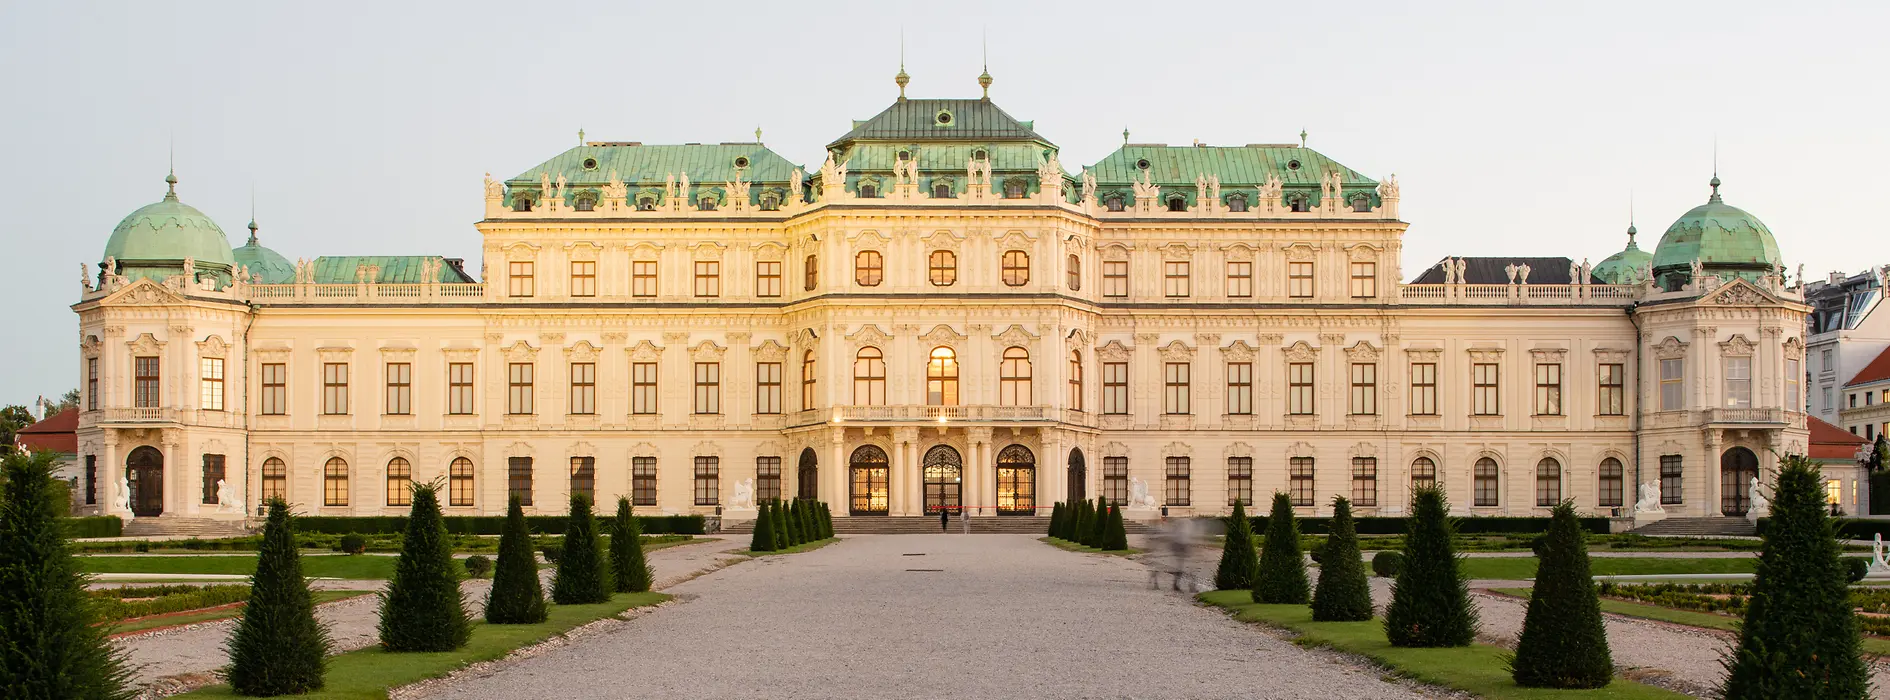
[896,29,909,100]
[755,126,763,143]
[979,30,992,99]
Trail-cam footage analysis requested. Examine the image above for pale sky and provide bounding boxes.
[3,0,1884,406]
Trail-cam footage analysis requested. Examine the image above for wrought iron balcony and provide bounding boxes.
[830,404,1053,423]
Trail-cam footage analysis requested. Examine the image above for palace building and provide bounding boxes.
[71,72,1825,530]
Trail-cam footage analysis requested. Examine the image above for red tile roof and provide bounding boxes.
[1848,346,1890,387]
[16,407,77,454]
[1810,415,1870,460]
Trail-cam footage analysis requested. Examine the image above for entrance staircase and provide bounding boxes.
[723,515,1151,535]
[121,516,255,539]
[1629,516,1757,537]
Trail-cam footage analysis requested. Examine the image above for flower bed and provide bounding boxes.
[1597,582,1890,636]
[90,584,251,624]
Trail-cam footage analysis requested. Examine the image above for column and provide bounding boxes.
[1044,429,1065,511]
[159,433,177,518]
[827,428,846,512]
[889,430,908,516]
[101,437,121,518]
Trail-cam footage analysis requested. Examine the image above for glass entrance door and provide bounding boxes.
[126,446,164,517]
[849,445,890,516]
[1721,447,1758,516]
[995,444,1036,516]
[922,445,962,516]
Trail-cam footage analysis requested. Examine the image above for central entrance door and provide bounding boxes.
[126,446,164,517]
[995,444,1036,516]
[1067,448,1086,504]
[1721,447,1759,516]
[849,445,889,516]
[922,445,963,516]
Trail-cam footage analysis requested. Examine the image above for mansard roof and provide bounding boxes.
[827,98,1049,149]
[1084,144,1374,188]
[310,256,473,285]
[507,143,802,188]
[1410,257,1603,285]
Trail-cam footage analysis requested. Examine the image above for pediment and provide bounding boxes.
[99,278,184,306]
[1704,279,1777,306]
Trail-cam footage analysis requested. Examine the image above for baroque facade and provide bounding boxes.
[71,76,1819,525]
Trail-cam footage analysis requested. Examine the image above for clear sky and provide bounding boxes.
[2,0,1884,407]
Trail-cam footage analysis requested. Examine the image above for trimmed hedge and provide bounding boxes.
[294,514,706,536]
[62,515,124,538]
[1248,515,1607,536]
[1762,517,1890,541]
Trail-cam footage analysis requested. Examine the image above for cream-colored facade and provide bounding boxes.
[72,89,1814,527]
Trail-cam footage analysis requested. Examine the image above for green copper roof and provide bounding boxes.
[1590,225,1653,285]
[310,256,473,285]
[827,98,1048,149]
[101,174,235,283]
[1086,145,1372,187]
[232,222,295,285]
[1651,177,1781,286]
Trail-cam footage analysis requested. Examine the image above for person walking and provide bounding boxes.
[940,506,950,532]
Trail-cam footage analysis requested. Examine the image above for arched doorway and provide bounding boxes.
[1067,448,1086,504]
[996,444,1036,516]
[1721,447,1760,516]
[125,446,164,517]
[849,445,889,516]
[922,445,963,516]
[797,448,818,500]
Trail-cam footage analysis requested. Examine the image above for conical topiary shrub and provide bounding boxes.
[378,482,470,652]
[1215,499,1258,590]
[1384,485,1477,647]
[1103,504,1129,551]
[1048,502,1064,538]
[1252,492,1310,604]
[485,494,547,624]
[821,501,835,539]
[772,498,789,550]
[610,497,653,593]
[1088,496,1110,548]
[1723,454,1869,698]
[1510,500,1612,688]
[750,500,777,553]
[1068,499,1087,543]
[1,449,136,700]
[783,498,804,546]
[1311,496,1373,622]
[551,493,612,605]
[228,497,329,696]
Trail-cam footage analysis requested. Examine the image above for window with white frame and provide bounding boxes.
[1724,356,1752,408]
[199,357,224,411]
[1659,358,1684,410]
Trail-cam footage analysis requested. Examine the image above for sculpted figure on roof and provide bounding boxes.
[1378,173,1399,199]
[540,173,553,202]
[1259,174,1282,204]
[679,172,691,202]
[484,173,503,199]
[665,174,677,201]
[1080,171,1095,204]
[790,168,803,201]
[603,171,628,202]
[1133,170,1158,200]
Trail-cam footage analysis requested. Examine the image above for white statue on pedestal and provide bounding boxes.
[1128,477,1158,509]
[730,477,755,510]
[1872,534,1890,574]
[215,479,243,514]
[1746,476,1769,522]
[1634,480,1663,513]
[116,474,133,519]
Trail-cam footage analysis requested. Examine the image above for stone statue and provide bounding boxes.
[1132,170,1158,200]
[728,173,751,205]
[1080,171,1096,203]
[104,256,117,277]
[1207,175,1221,203]
[1746,476,1768,521]
[1439,259,1455,285]
[964,157,986,188]
[80,262,92,292]
[1690,258,1704,280]
[1320,171,1335,202]
[835,159,850,186]
[1454,258,1467,283]
[215,479,243,514]
[1260,174,1283,203]
[115,474,132,517]
[1504,263,1518,284]
[679,172,690,203]
[1195,174,1208,206]
[1518,263,1532,285]
[1796,263,1805,287]
[182,256,195,280]
[731,477,755,510]
[539,172,553,202]
[484,172,504,199]
[789,168,803,200]
[1634,480,1663,513]
[1376,173,1400,199]
[818,155,840,190]
[1872,533,1890,573]
[1569,260,1581,285]
[665,173,677,201]
[1128,477,1158,509]
[1581,258,1592,283]
[603,170,628,203]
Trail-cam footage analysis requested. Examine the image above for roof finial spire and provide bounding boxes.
[755,125,763,144]
[1123,127,1130,145]
[895,29,909,100]
[165,136,178,199]
[1626,190,1638,245]
[247,189,259,246]
[1299,128,1307,148]
[577,128,585,146]
[1709,136,1723,202]
[978,28,992,99]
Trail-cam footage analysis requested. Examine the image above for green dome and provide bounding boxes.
[1650,177,1781,288]
[232,220,294,284]
[101,174,235,284]
[1591,224,1654,285]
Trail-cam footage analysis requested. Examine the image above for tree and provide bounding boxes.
[1048,502,1064,538]
[1068,499,1088,543]
[1252,492,1310,604]
[56,389,80,413]
[1510,500,1612,688]
[551,493,612,605]
[228,497,329,696]
[1311,496,1373,622]
[1215,499,1258,590]
[1088,496,1111,548]
[804,500,822,541]
[0,406,31,448]
[783,498,804,546]
[485,494,547,624]
[610,497,653,593]
[1103,504,1129,551]
[1384,485,1477,647]
[820,501,835,539]
[1723,454,1870,698]
[772,498,789,550]
[377,482,470,652]
[750,499,777,553]
[0,449,134,699]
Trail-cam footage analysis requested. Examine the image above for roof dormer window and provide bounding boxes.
[972,148,987,161]
[637,197,656,211]
[1166,195,1187,212]
[1227,194,1248,213]
[513,195,534,212]
[1289,194,1310,213]
[859,184,878,199]
[933,182,953,199]
[1351,194,1371,213]
[574,196,595,212]
[697,196,717,211]
[1104,195,1125,212]
[1003,180,1025,199]
[760,193,780,211]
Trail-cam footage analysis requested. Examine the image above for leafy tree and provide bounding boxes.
[1723,454,1870,698]
[377,482,470,652]
[783,498,804,546]
[0,449,134,700]
[1384,485,1477,647]
[228,497,328,696]
[0,406,31,448]
[1215,499,1258,590]
[750,499,777,553]
[484,494,547,624]
[1510,500,1612,688]
[56,389,80,413]
[1252,492,1310,604]
[610,498,653,593]
[1311,496,1373,622]
[1103,504,1129,551]
[551,493,612,605]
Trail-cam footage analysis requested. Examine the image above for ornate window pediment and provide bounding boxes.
[503,341,538,362]
[503,241,541,259]
[1783,336,1805,360]
[1286,441,1315,459]
[1281,341,1319,362]
[1162,441,1192,458]
[1064,328,1095,350]
[196,334,229,359]
[1159,242,1194,261]
[104,279,184,307]
[1592,347,1632,362]
[995,230,1035,249]
[1220,243,1255,262]
[563,340,600,362]
[628,242,664,258]
[918,324,967,348]
[80,334,102,358]
[564,241,602,259]
[1221,340,1256,362]
[1099,243,1132,261]
[922,230,963,252]
[690,242,727,260]
[752,242,787,262]
[1103,441,1128,458]
[627,340,664,362]
[850,229,889,247]
[692,440,723,457]
[1527,347,1568,363]
[1281,242,1320,261]
[1466,346,1506,363]
[1718,334,1756,357]
[378,345,416,361]
[752,339,789,362]
[1159,340,1195,362]
[846,324,893,350]
[1344,341,1381,362]
[690,341,726,362]
[1095,340,1132,362]
[1653,336,1689,360]
[1344,243,1382,261]
[993,324,1039,348]
[1405,347,1443,362]
[1350,442,1377,459]
[1707,280,1774,306]
[1224,442,1253,459]
[126,332,165,355]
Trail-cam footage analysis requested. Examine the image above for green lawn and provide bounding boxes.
[181,591,668,699]
[1039,537,1140,557]
[737,537,838,557]
[1489,588,1890,657]
[78,555,458,580]
[1198,590,1686,699]
[110,591,367,635]
[1459,557,1757,581]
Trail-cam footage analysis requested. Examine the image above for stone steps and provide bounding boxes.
[1629,516,1757,537]
[121,516,255,539]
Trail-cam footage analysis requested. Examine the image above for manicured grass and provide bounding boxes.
[181,591,669,699]
[109,590,367,635]
[1198,590,1686,699]
[737,537,838,557]
[1039,536,1140,556]
[78,554,461,580]
[1459,556,1757,581]
[1490,587,1890,657]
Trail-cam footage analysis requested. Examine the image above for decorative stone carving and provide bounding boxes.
[1344,341,1380,362]
[1158,341,1195,362]
[125,332,164,356]
[1653,336,1689,360]
[1257,333,1284,346]
[690,341,726,362]
[993,324,1039,348]
[563,340,600,362]
[1345,243,1380,261]
[194,334,229,358]
[1527,347,1568,363]
[1221,244,1255,262]
[1286,441,1314,459]
[1159,243,1193,261]
[1221,340,1256,362]
[752,339,789,362]
[690,242,726,260]
[1592,347,1632,363]
[1719,334,1756,356]
[1281,341,1319,362]
[918,324,967,347]
[627,340,663,362]
[1281,243,1319,261]
[1405,347,1442,362]
[502,341,538,362]
[1711,282,1768,305]
[1782,336,1805,360]
[1466,346,1506,363]
[848,324,893,350]
[1096,341,1132,362]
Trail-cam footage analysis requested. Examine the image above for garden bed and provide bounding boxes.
[1489,583,1890,656]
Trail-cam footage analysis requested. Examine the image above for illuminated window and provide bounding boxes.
[855,250,883,287]
[999,348,1032,407]
[926,347,960,406]
[1001,251,1030,286]
[386,457,412,506]
[854,348,886,406]
[508,261,534,297]
[929,250,957,286]
[199,357,225,411]
[324,457,350,507]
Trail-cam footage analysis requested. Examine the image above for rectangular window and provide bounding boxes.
[1534,363,1562,415]
[508,260,534,297]
[1288,362,1315,415]
[756,362,782,415]
[1349,262,1377,299]
[1225,261,1252,298]
[1659,358,1684,411]
[1351,457,1377,507]
[1724,356,1752,408]
[755,261,782,298]
[1598,363,1625,416]
[507,362,534,415]
[1225,362,1253,415]
[322,363,350,415]
[694,362,721,414]
[1068,354,1083,411]
[199,357,225,411]
[569,362,596,415]
[632,457,657,506]
[1163,261,1190,298]
[1472,362,1500,415]
[1349,362,1377,415]
[1410,362,1437,415]
[1163,362,1191,415]
[201,454,225,504]
[569,260,596,297]
[1102,260,1128,298]
[1287,261,1314,298]
[631,260,657,297]
[1660,455,1683,505]
[1226,457,1253,507]
[86,358,97,411]
[757,456,782,502]
[1786,359,1801,411]
[1289,457,1315,506]
[84,455,96,505]
[1103,456,1129,505]
[694,261,721,298]
[632,362,658,415]
[134,356,160,408]
[1164,457,1191,506]
[694,456,719,506]
[260,362,287,415]
[507,457,533,506]
[1102,362,1129,415]
[570,456,595,502]
[804,255,818,291]
[447,362,475,415]
[384,362,411,415]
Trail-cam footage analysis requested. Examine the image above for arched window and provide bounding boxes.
[1067,254,1081,290]
[927,347,959,406]
[694,195,716,211]
[1001,250,1030,286]
[324,457,350,507]
[1068,351,1083,411]
[1598,457,1624,508]
[804,254,818,290]
[759,193,780,211]
[1166,195,1187,212]
[854,348,886,405]
[1289,194,1310,213]
[1351,194,1371,213]
[574,196,596,212]
[855,251,883,287]
[929,250,957,286]
[1473,457,1499,507]
[1411,456,1437,492]
[859,184,878,198]
[933,182,953,199]
[571,456,596,502]
[1003,180,1025,199]
[386,457,412,507]
[449,457,475,507]
[1226,194,1248,213]
[999,347,1032,406]
[1535,457,1562,506]
[1104,195,1125,212]
[261,457,287,504]
[800,350,817,411]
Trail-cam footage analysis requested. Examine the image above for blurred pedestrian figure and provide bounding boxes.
[940,507,950,532]
[1148,516,1196,591]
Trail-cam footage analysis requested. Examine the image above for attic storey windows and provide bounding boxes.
[1104,195,1125,212]
[1166,195,1187,212]
[1227,194,1248,213]
[508,261,534,297]
[933,183,953,199]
